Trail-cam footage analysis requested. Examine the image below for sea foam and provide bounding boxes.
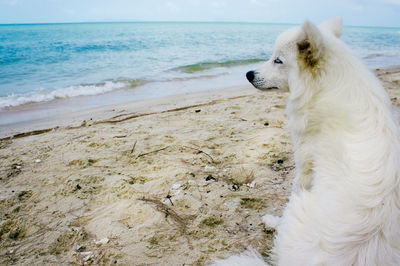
[0,81,126,109]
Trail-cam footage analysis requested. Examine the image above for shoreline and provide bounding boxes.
[1,65,399,140]
[0,62,255,133]
[0,85,256,139]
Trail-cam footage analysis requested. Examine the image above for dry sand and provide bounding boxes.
[0,66,399,265]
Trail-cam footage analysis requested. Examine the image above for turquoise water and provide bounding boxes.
[0,22,399,111]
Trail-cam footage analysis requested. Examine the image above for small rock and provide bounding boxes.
[95,237,110,245]
[79,251,93,256]
[205,175,216,181]
[247,180,256,188]
[204,165,216,171]
[75,244,85,251]
[171,183,181,190]
[35,159,41,163]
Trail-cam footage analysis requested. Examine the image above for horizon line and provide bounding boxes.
[0,20,399,29]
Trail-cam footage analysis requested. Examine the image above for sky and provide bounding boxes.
[0,0,400,27]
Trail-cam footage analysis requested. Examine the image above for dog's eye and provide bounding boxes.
[274,58,283,64]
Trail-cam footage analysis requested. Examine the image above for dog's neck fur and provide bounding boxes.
[287,37,396,142]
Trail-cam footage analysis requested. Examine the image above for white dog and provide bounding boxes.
[214,17,400,265]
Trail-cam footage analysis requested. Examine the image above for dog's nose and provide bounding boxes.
[246,71,255,82]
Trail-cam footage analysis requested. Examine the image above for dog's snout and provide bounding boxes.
[246,70,255,82]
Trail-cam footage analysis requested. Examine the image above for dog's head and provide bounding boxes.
[246,17,343,91]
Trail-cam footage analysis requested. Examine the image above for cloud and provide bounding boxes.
[210,1,226,9]
[383,0,400,4]
[250,0,279,6]
[63,8,76,16]
[166,1,180,12]
[250,0,262,5]
[2,0,22,6]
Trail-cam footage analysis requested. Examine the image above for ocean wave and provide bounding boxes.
[171,73,229,81]
[362,52,400,60]
[172,58,265,73]
[0,79,146,109]
[74,43,131,53]
[362,53,386,59]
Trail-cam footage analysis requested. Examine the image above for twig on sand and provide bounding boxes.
[138,197,187,232]
[166,195,174,206]
[130,140,138,154]
[136,146,170,158]
[2,128,54,140]
[182,145,215,163]
[113,135,127,138]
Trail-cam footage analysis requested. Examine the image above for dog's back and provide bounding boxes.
[273,18,400,266]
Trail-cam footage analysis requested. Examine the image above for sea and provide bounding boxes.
[1,22,400,125]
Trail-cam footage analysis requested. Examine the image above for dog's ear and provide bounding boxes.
[297,20,324,69]
[319,16,342,38]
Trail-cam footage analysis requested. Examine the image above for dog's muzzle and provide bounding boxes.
[246,70,279,90]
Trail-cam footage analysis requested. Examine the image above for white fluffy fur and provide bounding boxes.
[211,249,269,266]
[214,17,400,266]
[262,214,280,229]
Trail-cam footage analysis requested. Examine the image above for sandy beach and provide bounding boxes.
[0,65,399,265]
